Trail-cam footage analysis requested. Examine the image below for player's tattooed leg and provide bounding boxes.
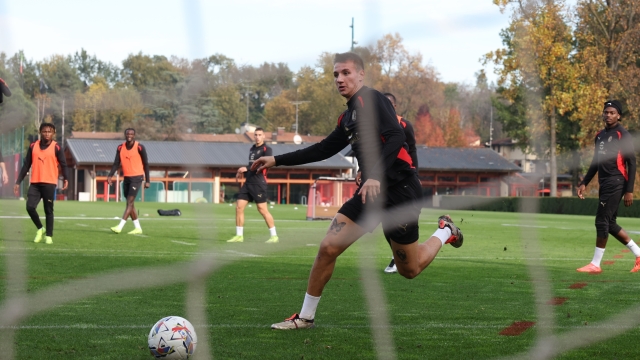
[395,249,408,263]
[328,218,346,235]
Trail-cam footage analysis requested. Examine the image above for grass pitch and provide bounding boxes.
[1,199,640,359]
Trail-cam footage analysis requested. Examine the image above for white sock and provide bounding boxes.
[269,227,277,236]
[591,247,605,267]
[626,240,640,257]
[133,219,141,229]
[236,226,243,236]
[299,293,321,320]
[118,219,126,229]
[432,228,452,245]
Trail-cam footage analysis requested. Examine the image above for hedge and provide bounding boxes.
[438,196,640,217]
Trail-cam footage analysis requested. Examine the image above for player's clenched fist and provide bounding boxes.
[251,156,276,172]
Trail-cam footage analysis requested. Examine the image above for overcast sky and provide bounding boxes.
[1,0,526,85]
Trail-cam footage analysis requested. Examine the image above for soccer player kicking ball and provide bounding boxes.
[107,128,150,235]
[14,123,68,244]
[251,52,463,330]
[577,100,640,273]
[226,127,279,244]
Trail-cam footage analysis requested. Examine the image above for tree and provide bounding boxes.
[414,105,445,147]
[487,0,578,196]
[573,0,640,135]
[444,108,467,147]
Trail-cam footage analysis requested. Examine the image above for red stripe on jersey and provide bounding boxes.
[262,168,268,183]
[400,120,407,128]
[617,151,628,181]
[616,131,628,180]
[358,96,364,108]
[397,147,415,168]
[337,113,345,127]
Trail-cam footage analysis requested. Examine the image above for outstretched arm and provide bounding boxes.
[269,127,349,167]
[107,147,121,184]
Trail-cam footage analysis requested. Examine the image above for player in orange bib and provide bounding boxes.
[107,128,150,235]
[14,123,68,244]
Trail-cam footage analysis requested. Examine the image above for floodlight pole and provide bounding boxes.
[350,18,356,51]
[290,100,310,134]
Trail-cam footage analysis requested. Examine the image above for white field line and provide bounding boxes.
[171,240,196,246]
[1,323,635,330]
[224,250,262,258]
[0,247,613,262]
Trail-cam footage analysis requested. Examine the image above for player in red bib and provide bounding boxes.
[14,123,68,244]
[107,128,150,235]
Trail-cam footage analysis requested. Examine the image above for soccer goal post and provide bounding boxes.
[306,176,357,220]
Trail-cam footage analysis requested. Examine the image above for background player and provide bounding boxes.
[13,123,68,244]
[0,77,11,104]
[107,128,150,235]
[251,52,462,330]
[382,92,418,274]
[227,127,279,243]
[577,100,640,273]
[0,148,8,185]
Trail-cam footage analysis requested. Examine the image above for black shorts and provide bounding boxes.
[26,183,56,211]
[338,174,422,245]
[237,181,268,204]
[123,176,143,199]
[595,179,625,238]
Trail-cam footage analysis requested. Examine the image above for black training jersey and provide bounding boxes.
[581,123,636,193]
[275,86,415,186]
[399,117,418,168]
[246,143,272,183]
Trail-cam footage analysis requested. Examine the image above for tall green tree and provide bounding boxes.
[487,0,579,195]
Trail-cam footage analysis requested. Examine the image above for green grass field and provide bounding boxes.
[1,199,640,359]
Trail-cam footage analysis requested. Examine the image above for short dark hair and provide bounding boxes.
[40,122,55,132]
[383,93,397,105]
[334,52,364,71]
[254,127,264,133]
[124,128,135,135]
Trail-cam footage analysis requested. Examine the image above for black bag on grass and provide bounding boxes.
[158,209,182,216]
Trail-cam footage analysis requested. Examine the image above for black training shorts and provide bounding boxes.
[122,175,144,199]
[595,178,625,238]
[237,181,268,204]
[338,174,422,245]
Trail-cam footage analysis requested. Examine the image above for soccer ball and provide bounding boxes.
[148,316,197,359]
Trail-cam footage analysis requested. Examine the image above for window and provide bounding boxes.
[190,170,212,178]
[312,173,333,179]
[290,173,309,179]
[438,176,455,183]
[150,170,165,178]
[221,172,237,179]
[419,175,435,182]
[267,172,287,179]
[168,171,188,178]
[459,175,477,183]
